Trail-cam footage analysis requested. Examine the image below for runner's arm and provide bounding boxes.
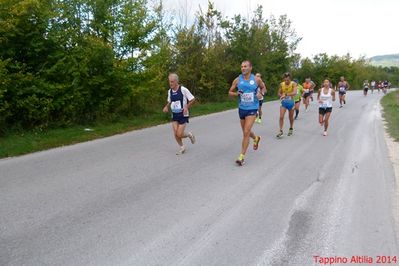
[228,78,240,97]
[182,88,195,114]
[163,91,171,112]
[332,90,336,101]
[163,102,170,113]
[311,81,316,90]
[257,78,267,99]
[278,84,284,99]
[289,83,298,97]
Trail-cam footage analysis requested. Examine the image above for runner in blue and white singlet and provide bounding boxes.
[318,79,336,136]
[228,60,266,166]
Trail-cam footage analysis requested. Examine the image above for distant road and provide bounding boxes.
[1,90,397,265]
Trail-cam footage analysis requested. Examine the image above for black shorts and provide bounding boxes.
[303,92,311,98]
[339,91,346,95]
[363,88,369,91]
[295,100,301,104]
[172,115,189,124]
[259,100,264,107]
[239,109,257,120]
[319,107,332,115]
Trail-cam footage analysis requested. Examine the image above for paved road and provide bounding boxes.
[1,91,398,266]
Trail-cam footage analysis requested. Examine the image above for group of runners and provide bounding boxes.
[363,80,391,95]
[162,60,381,166]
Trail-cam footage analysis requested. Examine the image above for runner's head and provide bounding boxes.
[340,76,345,82]
[255,73,261,78]
[305,77,311,83]
[283,72,291,84]
[241,60,252,76]
[168,73,179,89]
[323,79,330,88]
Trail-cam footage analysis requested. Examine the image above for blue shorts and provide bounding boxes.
[238,109,257,120]
[281,99,294,110]
[172,115,189,124]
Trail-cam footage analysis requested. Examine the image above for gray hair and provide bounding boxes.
[168,73,179,82]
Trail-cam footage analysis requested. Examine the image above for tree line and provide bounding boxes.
[0,0,397,132]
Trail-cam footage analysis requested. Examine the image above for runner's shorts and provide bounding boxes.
[238,109,258,120]
[281,99,295,110]
[172,115,189,124]
[319,107,332,115]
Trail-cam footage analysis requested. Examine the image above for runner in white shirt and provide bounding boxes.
[318,79,336,136]
[370,80,376,94]
[163,73,196,155]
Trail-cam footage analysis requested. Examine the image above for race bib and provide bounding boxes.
[304,89,310,93]
[339,87,346,92]
[171,101,182,113]
[320,101,328,108]
[241,92,254,103]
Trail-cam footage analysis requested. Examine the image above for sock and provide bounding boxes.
[295,110,299,117]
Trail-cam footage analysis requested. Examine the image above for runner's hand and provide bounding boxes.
[183,107,189,116]
[162,106,169,113]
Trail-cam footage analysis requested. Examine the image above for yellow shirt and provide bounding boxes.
[280,81,295,94]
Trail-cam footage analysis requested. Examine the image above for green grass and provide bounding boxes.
[0,100,239,158]
[381,90,399,142]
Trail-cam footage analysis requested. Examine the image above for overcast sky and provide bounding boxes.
[162,0,399,59]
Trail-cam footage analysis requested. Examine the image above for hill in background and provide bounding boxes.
[369,54,399,67]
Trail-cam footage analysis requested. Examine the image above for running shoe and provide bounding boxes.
[287,128,293,136]
[253,136,261,150]
[188,132,196,144]
[339,105,343,108]
[176,146,186,155]
[235,154,245,166]
[257,118,262,124]
[323,131,328,136]
[276,130,283,138]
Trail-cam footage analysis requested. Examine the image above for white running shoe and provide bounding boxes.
[188,132,195,144]
[323,131,327,136]
[176,146,186,155]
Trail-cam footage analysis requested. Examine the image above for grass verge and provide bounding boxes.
[0,100,239,158]
[381,90,399,142]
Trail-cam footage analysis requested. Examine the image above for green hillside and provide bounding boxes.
[370,54,399,67]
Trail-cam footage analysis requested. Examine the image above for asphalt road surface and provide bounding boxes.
[1,90,398,266]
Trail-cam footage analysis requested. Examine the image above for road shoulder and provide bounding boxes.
[384,123,399,244]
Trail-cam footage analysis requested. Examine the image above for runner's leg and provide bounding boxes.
[240,115,256,155]
[279,107,286,131]
[324,112,331,132]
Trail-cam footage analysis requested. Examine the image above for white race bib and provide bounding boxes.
[241,92,254,103]
[304,89,310,93]
[339,87,346,92]
[320,101,328,108]
[171,101,182,113]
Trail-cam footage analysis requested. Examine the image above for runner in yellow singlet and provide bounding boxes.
[277,73,297,138]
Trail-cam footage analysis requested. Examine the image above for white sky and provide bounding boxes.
[163,0,399,59]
